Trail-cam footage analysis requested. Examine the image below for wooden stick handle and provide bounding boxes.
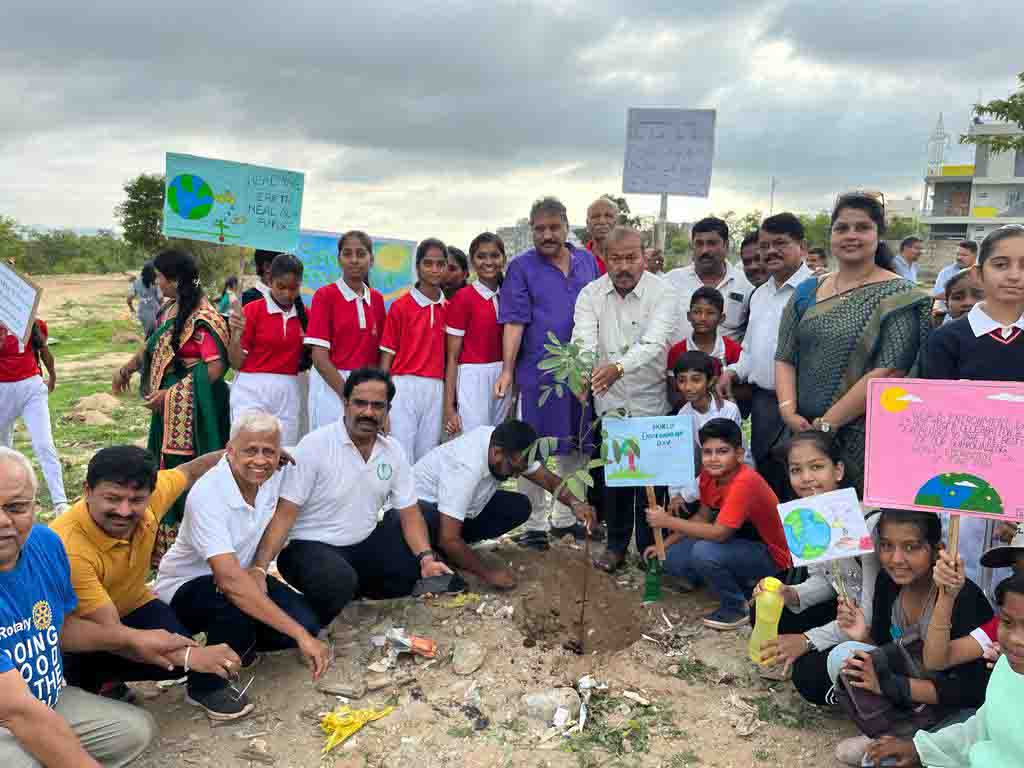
[645,486,666,562]
[948,515,961,557]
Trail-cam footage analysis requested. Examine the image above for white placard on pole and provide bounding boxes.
[0,262,42,345]
[622,108,716,197]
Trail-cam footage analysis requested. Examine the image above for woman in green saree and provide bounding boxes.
[774,193,932,495]
[113,248,230,564]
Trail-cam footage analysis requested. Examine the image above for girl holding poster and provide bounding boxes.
[379,238,448,462]
[305,231,387,431]
[753,431,880,705]
[227,254,309,445]
[443,233,510,436]
[922,225,1024,586]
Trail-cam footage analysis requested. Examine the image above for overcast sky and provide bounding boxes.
[0,1,1019,246]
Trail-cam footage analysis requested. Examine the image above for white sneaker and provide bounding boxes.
[835,735,872,766]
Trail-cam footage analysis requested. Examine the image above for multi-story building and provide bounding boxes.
[921,115,1024,241]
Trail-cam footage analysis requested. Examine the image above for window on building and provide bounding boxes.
[1015,149,1024,178]
[975,144,989,177]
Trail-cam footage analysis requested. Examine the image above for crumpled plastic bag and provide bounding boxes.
[320,705,395,753]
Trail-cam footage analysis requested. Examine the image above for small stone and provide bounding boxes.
[452,639,485,675]
[317,679,367,699]
[519,688,581,723]
[366,673,392,691]
[668,664,680,676]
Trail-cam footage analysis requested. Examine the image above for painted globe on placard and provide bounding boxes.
[914,473,1003,515]
[167,174,214,220]
[783,507,831,561]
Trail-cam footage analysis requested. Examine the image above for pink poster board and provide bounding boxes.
[864,378,1024,522]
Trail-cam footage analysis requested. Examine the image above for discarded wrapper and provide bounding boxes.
[385,628,437,658]
[320,705,395,754]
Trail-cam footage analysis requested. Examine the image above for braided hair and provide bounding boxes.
[153,248,202,375]
[269,253,312,372]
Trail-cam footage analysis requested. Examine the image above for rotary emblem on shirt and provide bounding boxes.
[32,600,52,631]
[377,463,393,481]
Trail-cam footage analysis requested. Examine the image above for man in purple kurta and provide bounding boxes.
[495,197,598,549]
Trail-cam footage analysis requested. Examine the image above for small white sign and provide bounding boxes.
[777,488,875,567]
[0,262,41,345]
[622,108,716,197]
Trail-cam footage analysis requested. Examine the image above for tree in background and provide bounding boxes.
[960,71,1024,154]
[114,173,167,254]
[0,215,25,265]
[711,210,763,251]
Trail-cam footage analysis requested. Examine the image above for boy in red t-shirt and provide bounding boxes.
[666,287,741,411]
[646,418,790,630]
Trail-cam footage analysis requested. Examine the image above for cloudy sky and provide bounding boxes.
[0,1,1019,246]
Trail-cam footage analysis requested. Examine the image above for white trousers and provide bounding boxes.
[521,452,584,532]
[390,375,443,463]
[456,362,512,432]
[230,372,301,446]
[0,376,67,506]
[307,367,352,433]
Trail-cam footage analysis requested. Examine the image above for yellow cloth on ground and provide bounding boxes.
[321,705,395,754]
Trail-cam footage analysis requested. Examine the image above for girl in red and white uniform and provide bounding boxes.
[443,232,511,436]
[0,318,68,511]
[305,230,387,431]
[228,253,309,445]
[379,238,448,462]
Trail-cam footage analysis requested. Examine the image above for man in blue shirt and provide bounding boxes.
[0,448,190,766]
[932,240,979,314]
[891,236,923,283]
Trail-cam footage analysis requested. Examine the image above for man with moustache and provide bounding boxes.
[572,226,678,571]
[666,217,754,341]
[51,445,241,707]
[251,369,452,630]
[414,419,596,589]
[154,410,330,720]
[584,196,619,275]
[739,231,768,287]
[495,197,600,550]
[716,213,813,500]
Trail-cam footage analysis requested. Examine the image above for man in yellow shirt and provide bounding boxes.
[51,445,242,713]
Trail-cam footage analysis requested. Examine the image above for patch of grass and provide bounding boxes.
[744,694,825,731]
[50,317,141,360]
[447,725,476,739]
[752,748,773,762]
[665,751,701,767]
[672,658,713,684]
[564,695,680,760]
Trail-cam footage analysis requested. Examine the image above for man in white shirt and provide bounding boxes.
[154,411,331,721]
[892,236,922,283]
[251,369,451,631]
[415,420,595,589]
[665,217,754,342]
[572,226,678,571]
[717,213,813,501]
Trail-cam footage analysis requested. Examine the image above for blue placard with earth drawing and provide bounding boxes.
[601,416,694,488]
[777,488,874,567]
[294,229,416,310]
[162,152,304,252]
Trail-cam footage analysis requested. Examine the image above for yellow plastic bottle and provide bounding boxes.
[748,577,784,664]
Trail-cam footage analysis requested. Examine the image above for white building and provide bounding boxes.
[921,116,1024,241]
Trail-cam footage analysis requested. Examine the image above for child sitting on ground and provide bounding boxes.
[667,287,740,411]
[866,572,1024,768]
[645,419,791,630]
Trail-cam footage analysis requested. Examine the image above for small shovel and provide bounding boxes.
[642,486,666,604]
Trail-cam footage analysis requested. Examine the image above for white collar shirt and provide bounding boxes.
[472,281,500,313]
[263,293,298,334]
[967,303,1024,339]
[279,421,416,546]
[571,271,678,417]
[410,286,446,327]
[153,456,285,603]
[665,261,754,341]
[727,262,813,390]
[413,426,540,522]
[336,279,372,329]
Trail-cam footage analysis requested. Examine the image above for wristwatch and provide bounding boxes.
[817,421,832,434]
[416,549,437,563]
[614,362,625,378]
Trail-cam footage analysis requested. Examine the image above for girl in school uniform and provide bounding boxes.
[379,238,448,462]
[305,230,387,431]
[228,253,309,445]
[443,232,510,436]
[924,225,1024,587]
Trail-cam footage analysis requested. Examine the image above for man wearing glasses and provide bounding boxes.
[0,447,186,765]
[251,368,451,635]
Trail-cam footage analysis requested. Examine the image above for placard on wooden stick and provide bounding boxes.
[0,262,42,345]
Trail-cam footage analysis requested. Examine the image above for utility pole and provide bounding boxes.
[768,176,777,215]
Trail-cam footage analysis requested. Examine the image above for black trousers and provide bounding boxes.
[63,598,190,693]
[418,489,532,544]
[604,485,667,557]
[276,508,427,627]
[750,386,793,503]
[170,574,320,696]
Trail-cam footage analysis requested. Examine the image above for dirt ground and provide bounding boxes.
[30,273,859,767]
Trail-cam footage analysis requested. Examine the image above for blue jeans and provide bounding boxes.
[664,536,778,612]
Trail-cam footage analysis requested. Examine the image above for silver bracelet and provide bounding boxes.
[184,646,192,673]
